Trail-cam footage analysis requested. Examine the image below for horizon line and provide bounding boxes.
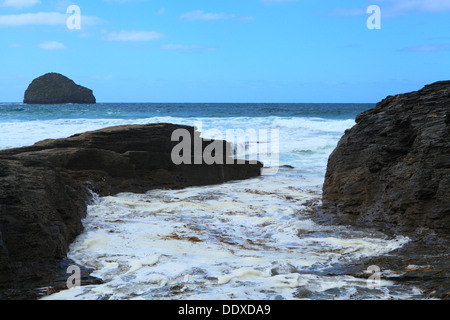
[1,101,377,105]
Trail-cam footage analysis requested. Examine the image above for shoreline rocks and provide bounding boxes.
[0,123,262,299]
[321,81,450,299]
[322,81,450,237]
[23,73,96,104]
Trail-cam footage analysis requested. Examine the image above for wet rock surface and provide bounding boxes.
[0,123,262,299]
[360,237,450,300]
[321,81,450,299]
[311,214,450,300]
[323,81,449,235]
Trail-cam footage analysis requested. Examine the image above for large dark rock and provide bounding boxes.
[0,158,91,298]
[23,73,96,104]
[322,81,450,236]
[0,123,262,299]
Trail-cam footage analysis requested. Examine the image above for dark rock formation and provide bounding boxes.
[0,123,262,299]
[322,81,450,236]
[0,159,94,299]
[23,73,96,104]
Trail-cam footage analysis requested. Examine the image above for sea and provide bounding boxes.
[0,103,425,300]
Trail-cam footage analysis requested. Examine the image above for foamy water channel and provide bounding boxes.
[43,174,418,300]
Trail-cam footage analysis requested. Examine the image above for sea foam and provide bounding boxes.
[43,175,413,300]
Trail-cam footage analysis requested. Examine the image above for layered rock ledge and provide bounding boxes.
[23,73,96,104]
[0,123,262,299]
[322,81,450,235]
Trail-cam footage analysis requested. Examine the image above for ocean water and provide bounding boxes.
[0,103,424,300]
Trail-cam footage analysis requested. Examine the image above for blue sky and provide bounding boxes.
[1,0,449,103]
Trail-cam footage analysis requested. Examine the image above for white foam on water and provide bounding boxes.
[0,116,350,147]
[0,115,353,179]
[43,175,415,300]
[3,114,422,300]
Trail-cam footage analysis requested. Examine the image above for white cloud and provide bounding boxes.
[0,12,65,26]
[399,43,449,52]
[0,12,102,27]
[105,30,165,42]
[180,10,236,21]
[2,0,40,9]
[386,0,450,14]
[332,0,450,18]
[180,10,254,22]
[38,41,66,50]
